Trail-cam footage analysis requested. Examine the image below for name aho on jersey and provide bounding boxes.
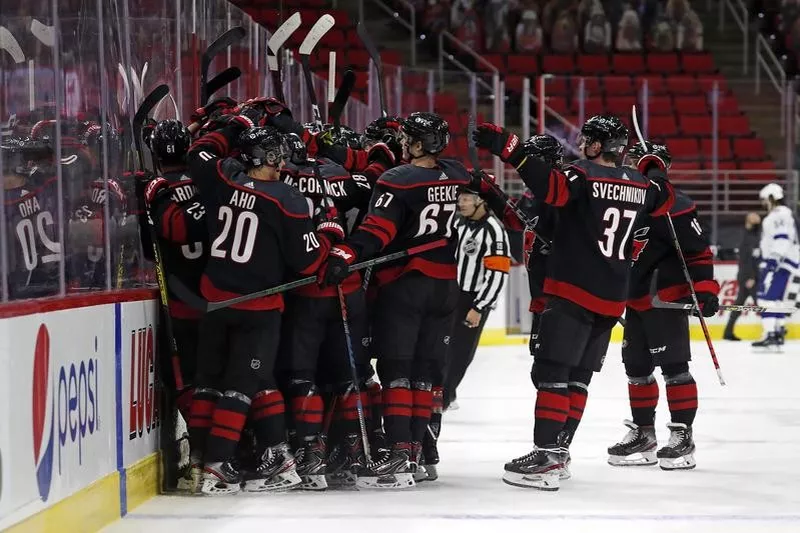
[18,194,42,218]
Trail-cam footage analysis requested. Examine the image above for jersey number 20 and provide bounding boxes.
[210,206,258,264]
[598,207,637,259]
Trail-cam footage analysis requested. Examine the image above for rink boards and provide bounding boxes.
[0,291,161,532]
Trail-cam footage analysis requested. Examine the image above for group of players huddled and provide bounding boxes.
[3,91,728,494]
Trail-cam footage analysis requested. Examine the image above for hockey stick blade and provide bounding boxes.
[0,26,25,63]
[134,84,169,129]
[631,105,647,151]
[172,238,449,312]
[30,19,55,47]
[356,22,387,117]
[329,69,356,129]
[299,14,335,55]
[206,66,241,99]
[201,26,246,103]
[268,12,302,68]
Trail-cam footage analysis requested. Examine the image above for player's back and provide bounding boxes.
[547,159,655,316]
[761,205,800,265]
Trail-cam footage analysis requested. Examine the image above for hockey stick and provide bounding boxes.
[169,238,449,313]
[328,51,337,107]
[649,273,796,314]
[299,14,336,128]
[206,66,241,99]
[267,12,302,103]
[356,22,387,117]
[632,105,725,386]
[0,26,25,63]
[134,85,184,392]
[30,19,55,47]
[329,69,356,134]
[201,26,246,105]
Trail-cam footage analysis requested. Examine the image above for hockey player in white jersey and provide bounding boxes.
[752,183,799,348]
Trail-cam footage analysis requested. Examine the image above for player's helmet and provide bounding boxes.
[82,122,124,171]
[580,115,628,155]
[625,141,672,169]
[0,137,27,176]
[362,115,403,147]
[401,112,449,155]
[759,182,784,201]
[150,119,191,164]
[522,134,564,167]
[237,126,287,168]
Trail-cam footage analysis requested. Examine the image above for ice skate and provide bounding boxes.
[355,442,416,490]
[752,332,783,350]
[421,423,440,482]
[326,433,367,489]
[607,420,658,466]
[657,423,696,470]
[177,452,203,494]
[201,460,242,495]
[555,430,572,480]
[242,443,302,492]
[502,447,564,491]
[296,436,328,490]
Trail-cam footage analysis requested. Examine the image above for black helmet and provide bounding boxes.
[237,126,287,168]
[1,137,27,176]
[401,112,449,155]
[522,134,564,167]
[150,119,191,164]
[82,122,123,172]
[626,141,672,169]
[362,115,402,147]
[580,115,628,155]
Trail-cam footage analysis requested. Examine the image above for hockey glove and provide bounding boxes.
[314,197,345,242]
[142,176,170,207]
[637,153,668,176]
[694,292,720,318]
[205,113,254,133]
[761,258,778,274]
[190,97,237,126]
[318,245,357,287]
[472,123,523,166]
[142,118,158,150]
[469,170,496,196]
[240,96,288,116]
[285,133,308,165]
[237,105,267,127]
[367,142,396,169]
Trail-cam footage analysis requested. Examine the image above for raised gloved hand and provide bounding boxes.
[205,112,254,133]
[142,175,170,207]
[761,258,778,274]
[190,97,237,126]
[367,142,396,168]
[472,123,522,164]
[637,153,669,176]
[318,245,357,287]
[314,197,344,242]
[285,133,308,165]
[469,170,496,196]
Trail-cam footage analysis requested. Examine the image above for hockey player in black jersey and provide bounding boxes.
[608,142,719,471]
[318,112,471,489]
[185,110,344,495]
[474,115,674,490]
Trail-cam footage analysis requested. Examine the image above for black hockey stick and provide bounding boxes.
[356,22,387,117]
[169,238,449,313]
[200,26,246,104]
[205,66,241,100]
[329,69,356,134]
[267,12,302,103]
[133,84,169,167]
[299,15,336,128]
[632,105,725,386]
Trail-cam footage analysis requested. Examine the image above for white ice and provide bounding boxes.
[104,341,800,533]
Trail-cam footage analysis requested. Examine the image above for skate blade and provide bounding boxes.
[243,470,302,493]
[298,474,328,491]
[200,478,241,496]
[422,464,438,482]
[325,470,358,490]
[558,465,571,480]
[502,471,559,491]
[176,467,203,495]
[356,472,415,490]
[413,464,429,483]
[658,453,696,471]
[607,451,658,467]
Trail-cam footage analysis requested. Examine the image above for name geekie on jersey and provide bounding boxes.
[591,181,646,205]
[427,185,458,203]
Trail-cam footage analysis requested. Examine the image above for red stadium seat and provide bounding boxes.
[664,137,700,160]
[435,93,458,114]
[381,50,403,65]
[645,95,673,115]
[581,97,606,116]
[606,95,636,116]
[700,138,734,161]
[545,77,570,95]
[577,76,602,94]
[542,54,576,74]
[697,76,728,93]
[505,75,525,92]
[716,95,741,115]
[675,95,708,115]
[547,95,571,114]
[603,76,635,95]
[346,49,370,68]
[577,55,610,75]
[649,115,679,137]
[647,53,680,74]
[719,115,751,136]
[733,137,767,159]
[739,160,777,180]
[612,54,645,75]
[508,54,539,74]
[483,54,506,72]
[680,115,713,136]
[638,75,667,95]
[682,52,716,74]
[666,76,698,95]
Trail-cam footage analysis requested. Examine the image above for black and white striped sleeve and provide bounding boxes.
[472,216,511,312]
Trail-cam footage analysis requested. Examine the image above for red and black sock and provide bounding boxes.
[366,380,383,436]
[187,387,220,454]
[338,388,370,436]
[205,390,250,462]
[383,386,413,445]
[562,383,588,445]
[176,387,194,422]
[250,389,287,449]
[288,381,324,441]
[410,384,433,443]
[665,374,698,426]
[533,387,570,447]
[429,386,444,433]
[628,376,659,427]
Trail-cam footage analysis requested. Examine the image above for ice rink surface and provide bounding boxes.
[105,340,800,533]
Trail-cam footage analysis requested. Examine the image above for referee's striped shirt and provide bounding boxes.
[455,213,511,311]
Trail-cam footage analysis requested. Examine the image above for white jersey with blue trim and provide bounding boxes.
[760,205,800,269]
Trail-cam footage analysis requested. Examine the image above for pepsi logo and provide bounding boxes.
[32,324,54,502]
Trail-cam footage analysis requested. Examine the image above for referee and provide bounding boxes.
[444,181,510,409]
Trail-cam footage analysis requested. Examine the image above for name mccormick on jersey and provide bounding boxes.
[282,173,368,198]
[591,181,647,205]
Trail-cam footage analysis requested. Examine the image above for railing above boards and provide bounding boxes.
[719,0,749,75]
[359,0,417,67]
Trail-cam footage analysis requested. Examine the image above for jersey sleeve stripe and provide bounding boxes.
[483,255,511,272]
[359,214,398,245]
[774,234,790,240]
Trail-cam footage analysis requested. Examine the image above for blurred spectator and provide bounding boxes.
[515,8,545,51]
[665,0,689,23]
[650,11,676,50]
[550,9,579,52]
[485,0,513,51]
[616,4,643,50]
[583,1,612,52]
[451,0,483,50]
[677,6,704,50]
[424,0,452,34]
[543,0,575,41]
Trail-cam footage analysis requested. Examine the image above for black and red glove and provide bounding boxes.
[693,292,720,318]
[472,123,523,165]
[239,96,288,116]
[314,197,345,242]
[469,169,496,196]
[318,245,357,287]
[142,176,170,207]
[367,142,396,169]
[636,153,668,176]
[205,112,254,133]
[190,97,237,126]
